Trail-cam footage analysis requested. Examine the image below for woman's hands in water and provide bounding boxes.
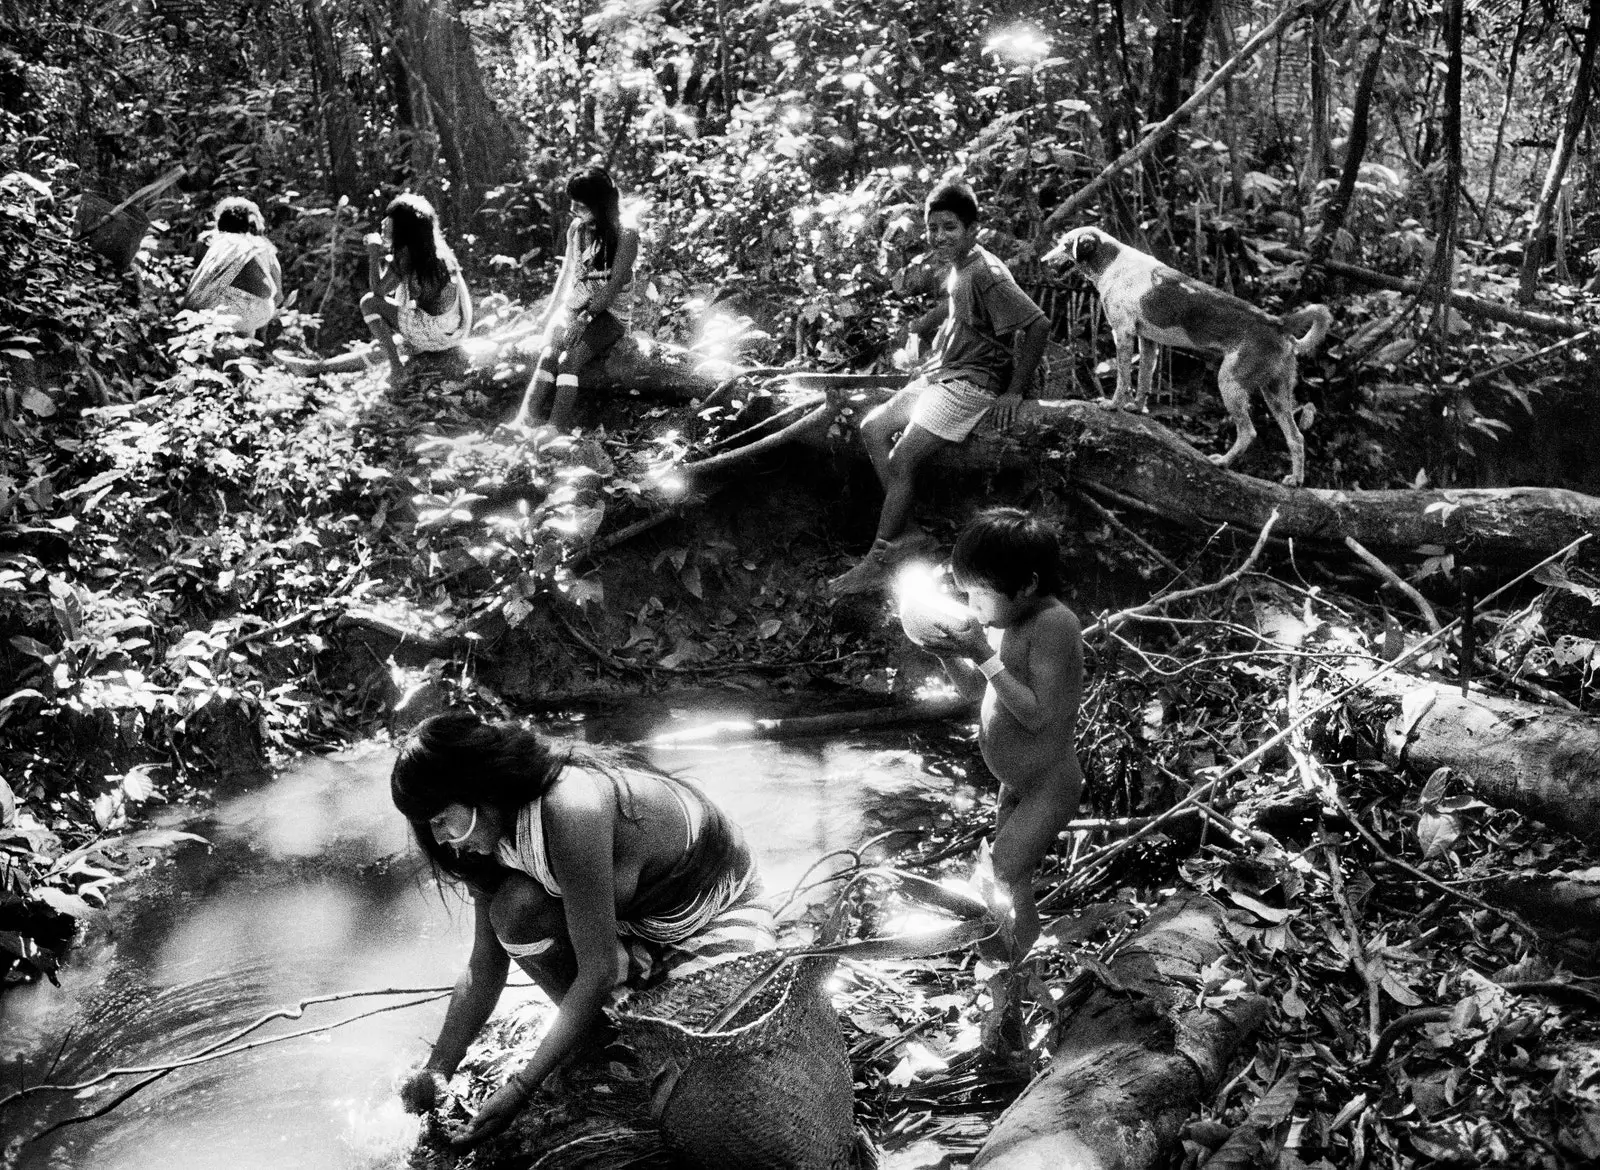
[398,1067,449,1114]
[447,1074,535,1147]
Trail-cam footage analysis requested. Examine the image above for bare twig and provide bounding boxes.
[5,988,457,1115]
[1077,489,1184,578]
[1084,509,1281,641]
[1322,820,1383,1048]
[1038,535,1593,911]
[1343,535,1442,632]
[1324,787,1555,959]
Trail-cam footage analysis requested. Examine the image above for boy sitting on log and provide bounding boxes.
[917,508,1084,962]
[828,180,1049,595]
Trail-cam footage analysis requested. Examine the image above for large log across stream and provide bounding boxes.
[806,389,1600,563]
[532,353,1600,562]
[403,332,1599,566]
[971,893,1268,1169]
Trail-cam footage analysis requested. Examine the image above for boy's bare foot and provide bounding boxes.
[828,539,895,595]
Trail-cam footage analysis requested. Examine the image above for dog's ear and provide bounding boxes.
[1072,231,1100,265]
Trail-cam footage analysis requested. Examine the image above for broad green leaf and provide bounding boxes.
[33,887,94,918]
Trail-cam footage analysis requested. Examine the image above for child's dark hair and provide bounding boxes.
[384,192,456,296]
[925,179,980,227]
[951,507,1063,598]
[213,196,265,235]
[567,165,621,270]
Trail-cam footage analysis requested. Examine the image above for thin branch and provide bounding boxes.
[1038,535,1593,911]
[1076,489,1184,578]
[1084,509,1280,640]
[1322,819,1383,1048]
[8,990,455,1126]
[1344,535,1442,632]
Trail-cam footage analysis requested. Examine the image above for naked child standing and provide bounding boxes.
[921,508,1084,959]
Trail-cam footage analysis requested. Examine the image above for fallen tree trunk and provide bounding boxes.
[1479,876,1600,968]
[1266,246,1584,338]
[972,893,1268,1169]
[809,390,1600,562]
[281,331,736,404]
[1383,683,1600,844]
[1254,586,1600,844]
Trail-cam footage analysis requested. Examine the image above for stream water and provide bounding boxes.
[0,704,980,1169]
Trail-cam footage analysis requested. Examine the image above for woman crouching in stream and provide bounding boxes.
[390,711,776,1146]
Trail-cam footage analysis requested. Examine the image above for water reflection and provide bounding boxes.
[0,717,976,1168]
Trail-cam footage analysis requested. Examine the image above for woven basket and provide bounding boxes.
[612,953,862,1169]
[75,193,150,270]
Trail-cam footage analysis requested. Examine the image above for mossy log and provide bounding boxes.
[1383,682,1600,844]
[811,390,1600,563]
[971,892,1268,1169]
[1257,591,1600,845]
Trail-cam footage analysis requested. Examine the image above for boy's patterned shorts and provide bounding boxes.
[908,375,996,442]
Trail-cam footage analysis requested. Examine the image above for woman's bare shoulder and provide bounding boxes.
[542,766,608,815]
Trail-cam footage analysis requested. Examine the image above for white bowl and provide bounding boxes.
[899,591,977,647]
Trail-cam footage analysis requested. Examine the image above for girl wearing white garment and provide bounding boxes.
[389,711,773,1147]
[182,197,282,337]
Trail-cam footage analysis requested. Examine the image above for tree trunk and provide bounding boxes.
[1304,6,1329,202]
[1382,682,1600,844]
[1315,0,1393,260]
[1145,0,1218,201]
[446,361,1600,564]
[392,0,521,233]
[1271,245,1585,337]
[1211,2,1246,207]
[1519,0,1600,303]
[304,0,362,200]
[1482,0,1530,245]
[972,893,1268,1169]
[1425,0,1464,337]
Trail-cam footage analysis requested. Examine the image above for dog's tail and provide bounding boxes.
[1284,304,1333,355]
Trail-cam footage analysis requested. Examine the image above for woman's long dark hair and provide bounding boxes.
[391,711,568,889]
[566,166,621,270]
[390,711,652,891]
[385,193,455,298]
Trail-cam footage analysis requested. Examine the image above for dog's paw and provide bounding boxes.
[1120,401,1149,415]
[1206,453,1232,467]
[1280,473,1305,488]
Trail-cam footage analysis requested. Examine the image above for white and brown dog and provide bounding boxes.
[1046,226,1332,487]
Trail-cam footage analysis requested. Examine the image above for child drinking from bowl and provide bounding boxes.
[918,507,1083,961]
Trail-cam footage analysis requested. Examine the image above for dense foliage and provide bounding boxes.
[6,0,1600,1164]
